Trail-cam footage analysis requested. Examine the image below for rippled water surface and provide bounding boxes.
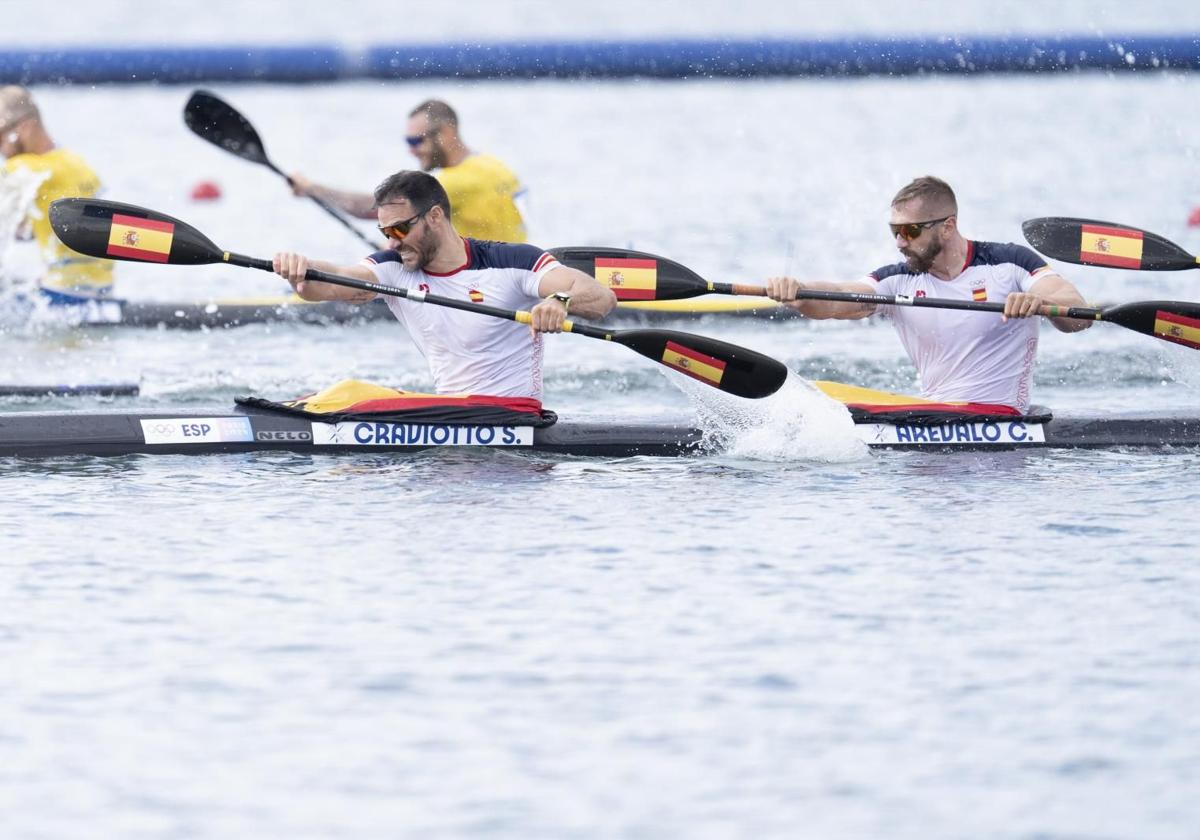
[3,8,1200,837]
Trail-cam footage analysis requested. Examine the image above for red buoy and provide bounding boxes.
[191,180,222,201]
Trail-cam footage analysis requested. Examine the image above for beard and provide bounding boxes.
[399,224,440,271]
[902,235,943,274]
[425,136,448,170]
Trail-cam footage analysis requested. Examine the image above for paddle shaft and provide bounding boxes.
[263,161,380,251]
[185,91,380,250]
[790,288,1102,320]
[227,252,614,339]
[554,247,1083,318]
[550,245,1200,349]
[699,281,770,297]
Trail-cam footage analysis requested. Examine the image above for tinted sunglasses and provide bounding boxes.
[889,215,953,240]
[404,134,427,148]
[377,209,429,241]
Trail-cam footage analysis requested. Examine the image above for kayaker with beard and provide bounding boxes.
[765,175,1091,412]
[272,170,614,400]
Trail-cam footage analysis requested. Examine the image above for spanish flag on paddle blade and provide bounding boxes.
[595,257,657,300]
[106,214,175,263]
[661,340,726,386]
[1079,223,1143,269]
[1153,310,1200,350]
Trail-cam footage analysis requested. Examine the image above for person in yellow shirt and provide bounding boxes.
[0,85,114,298]
[290,99,527,244]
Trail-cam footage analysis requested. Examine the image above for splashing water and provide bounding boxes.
[0,167,49,289]
[1158,339,1200,396]
[674,371,868,462]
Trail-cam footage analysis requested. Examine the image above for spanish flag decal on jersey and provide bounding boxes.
[106,214,175,263]
[972,285,987,301]
[1153,309,1200,350]
[1079,224,1143,269]
[469,289,484,303]
[595,257,657,301]
[661,340,726,386]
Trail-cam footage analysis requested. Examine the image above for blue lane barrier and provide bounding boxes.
[366,36,1200,79]
[0,46,348,84]
[2,36,1197,84]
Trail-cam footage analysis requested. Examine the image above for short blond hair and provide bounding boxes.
[0,85,38,128]
[892,176,957,216]
[409,99,458,130]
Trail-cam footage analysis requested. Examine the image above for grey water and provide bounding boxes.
[3,8,1200,838]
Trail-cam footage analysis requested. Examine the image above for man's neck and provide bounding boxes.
[441,140,471,168]
[425,233,468,273]
[21,124,54,155]
[929,234,970,281]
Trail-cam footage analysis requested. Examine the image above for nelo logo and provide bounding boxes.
[257,430,312,442]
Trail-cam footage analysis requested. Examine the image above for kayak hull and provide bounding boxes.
[0,406,1198,458]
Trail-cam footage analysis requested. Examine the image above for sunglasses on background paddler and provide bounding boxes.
[377,208,430,241]
[404,134,428,148]
[890,215,954,241]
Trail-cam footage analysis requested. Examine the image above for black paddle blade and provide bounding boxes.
[550,247,710,301]
[1023,217,1200,271]
[49,198,224,266]
[184,90,272,169]
[1102,300,1200,349]
[612,328,788,399]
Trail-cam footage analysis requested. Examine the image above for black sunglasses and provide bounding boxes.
[889,215,953,240]
[377,209,429,241]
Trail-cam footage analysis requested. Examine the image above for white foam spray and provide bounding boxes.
[1158,339,1200,397]
[674,371,869,462]
[0,167,49,288]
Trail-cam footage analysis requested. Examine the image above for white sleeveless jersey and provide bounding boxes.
[868,241,1056,411]
[363,238,560,399]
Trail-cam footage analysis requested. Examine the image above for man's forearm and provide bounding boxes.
[1037,276,1093,333]
[563,281,616,320]
[793,282,876,320]
[306,185,377,219]
[295,261,378,302]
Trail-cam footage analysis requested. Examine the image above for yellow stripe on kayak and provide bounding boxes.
[811,380,969,406]
[617,298,781,314]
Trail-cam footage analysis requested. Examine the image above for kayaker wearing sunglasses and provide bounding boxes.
[273,170,613,400]
[765,176,1091,412]
[289,99,527,244]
